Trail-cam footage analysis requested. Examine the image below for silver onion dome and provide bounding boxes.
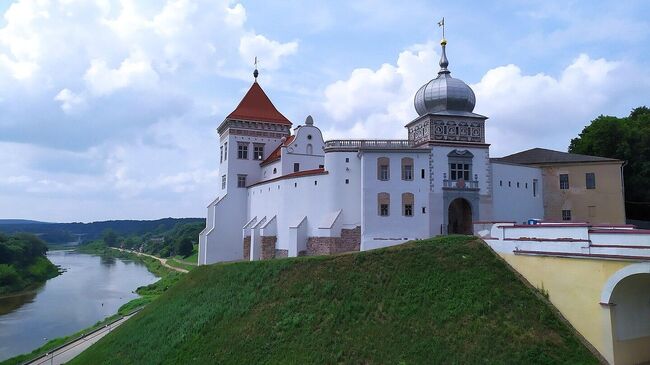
[414,39,476,116]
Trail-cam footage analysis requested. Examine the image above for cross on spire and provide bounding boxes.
[437,17,446,42]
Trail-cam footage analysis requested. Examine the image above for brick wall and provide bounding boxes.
[306,226,361,256]
[261,236,277,259]
[243,236,251,260]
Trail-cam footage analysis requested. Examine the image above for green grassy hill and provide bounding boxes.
[71,236,598,364]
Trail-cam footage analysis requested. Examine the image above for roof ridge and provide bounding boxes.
[226,82,292,125]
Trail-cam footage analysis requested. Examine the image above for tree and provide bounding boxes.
[569,106,650,220]
[176,237,193,258]
[101,229,119,247]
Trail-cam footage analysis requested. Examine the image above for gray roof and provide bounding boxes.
[495,148,621,165]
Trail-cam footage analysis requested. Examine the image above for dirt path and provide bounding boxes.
[112,248,189,274]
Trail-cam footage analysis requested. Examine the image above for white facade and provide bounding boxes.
[199,44,549,264]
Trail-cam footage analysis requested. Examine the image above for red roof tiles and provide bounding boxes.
[260,135,295,166]
[227,82,292,125]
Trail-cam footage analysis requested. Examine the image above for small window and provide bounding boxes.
[517,182,520,188]
[402,192,414,217]
[422,206,426,214]
[533,179,538,197]
[377,157,390,181]
[314,180,318,186]
[294,163,300,172]
[223,142,228,160]
[499,180,502,187]
[319,164,324,169]
[345,157,350,163]
[508,181,511,187]
[220,146,223,163]
[221,175,226,189]
[525,182,528,189]
[378,192,390,216]
[253,144,264,160]
[307,135,312,140]
[586,173,596,189]
[237,143,248,159]
[562,209,572,221]
[421,169,425,179]
[401,158,414,181]
[294,182,297,187]
[345,179,349,184]
[237,175,247,188]
[559,174,569,189]
[273,168,277,174]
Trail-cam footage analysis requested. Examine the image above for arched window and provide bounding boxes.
[378,192,390,216]
[401,157,413,181]
[402,193,414,217]
[377,157,390,181]
[306,143,313,155]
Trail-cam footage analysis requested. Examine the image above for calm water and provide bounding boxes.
[0,250,158,361]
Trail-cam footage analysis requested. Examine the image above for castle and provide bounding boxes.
[198,38,624,265]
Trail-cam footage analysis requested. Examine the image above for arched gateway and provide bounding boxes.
[448,198,472,234]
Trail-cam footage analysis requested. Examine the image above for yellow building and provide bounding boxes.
[497,148,626,224]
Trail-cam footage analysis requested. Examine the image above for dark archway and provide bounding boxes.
[609,273,650,365]
[448,198,472,234]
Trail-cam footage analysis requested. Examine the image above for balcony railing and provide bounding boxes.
[443,179,479,190]
[324,139,417,151]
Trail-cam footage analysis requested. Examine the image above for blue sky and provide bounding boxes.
[0,0,648,222]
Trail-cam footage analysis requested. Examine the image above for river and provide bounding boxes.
[0,250,159,361]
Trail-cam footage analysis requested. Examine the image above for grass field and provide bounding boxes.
[70,236,598,365]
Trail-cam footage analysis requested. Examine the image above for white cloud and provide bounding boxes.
[320,44,646,156]
[54,88,85,113]
[84,51,159,96]
[239,34,298,70]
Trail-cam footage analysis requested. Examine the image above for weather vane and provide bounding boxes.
[437,17,445,40]
[253,56,259,81]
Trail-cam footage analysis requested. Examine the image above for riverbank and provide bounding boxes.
[0,246,180,365]
[0,234,61,296]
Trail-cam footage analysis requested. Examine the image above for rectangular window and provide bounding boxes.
[404,204,413,217]
[293,163,300,172]
[379,165,389,180]
[533,179,538,197]
[253,144,264,160]
[237,175,246,188]
[499,180,503,186]
[450,163,471,181]
[588,205,596,218]
[220,146,223,163]
[421,169,425,179]
[345,179,349,184]
[402,165,413,180]
[223,142,227,160]
[559,174,569,189]
[586,172,596,189]
[380,204,389,216]
[319,164,324,169]
[422,207,426,214]
[237,143,248,159]
[221,175,226,189]
[345,157,349,163]
[562,209,571,221]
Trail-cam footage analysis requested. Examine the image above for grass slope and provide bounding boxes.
[71,236,598,365]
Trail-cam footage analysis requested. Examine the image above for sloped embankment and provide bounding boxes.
[71,236,598,364]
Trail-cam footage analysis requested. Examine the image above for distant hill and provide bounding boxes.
[0,218,204,244]
[0,219,48,225]
[70,236,598,364]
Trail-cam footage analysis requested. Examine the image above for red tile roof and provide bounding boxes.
[227,82,292,125]
[247,168,328,188]
[260,135,295,166]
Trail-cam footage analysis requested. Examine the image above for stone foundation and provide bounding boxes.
[261,236,277,259]
[243,236,251,260]
[275,249,288,258]
[306,226,361,256]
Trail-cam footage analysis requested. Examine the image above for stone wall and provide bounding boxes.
[306,226,361,256]
[243,236,251,260]
[275,249,288,258]
[261,236,277,260]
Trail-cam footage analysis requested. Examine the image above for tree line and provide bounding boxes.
[0,233,60,295]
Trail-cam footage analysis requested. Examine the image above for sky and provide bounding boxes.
[0,0,649,222]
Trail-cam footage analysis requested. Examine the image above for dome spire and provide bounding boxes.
[437,17,450,75]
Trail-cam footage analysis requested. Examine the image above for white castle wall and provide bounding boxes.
[360,151,430,250]
[491,162,544,223]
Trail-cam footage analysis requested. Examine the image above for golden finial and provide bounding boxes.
[438,17,446,45]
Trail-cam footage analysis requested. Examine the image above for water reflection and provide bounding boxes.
[0,251,158,361]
